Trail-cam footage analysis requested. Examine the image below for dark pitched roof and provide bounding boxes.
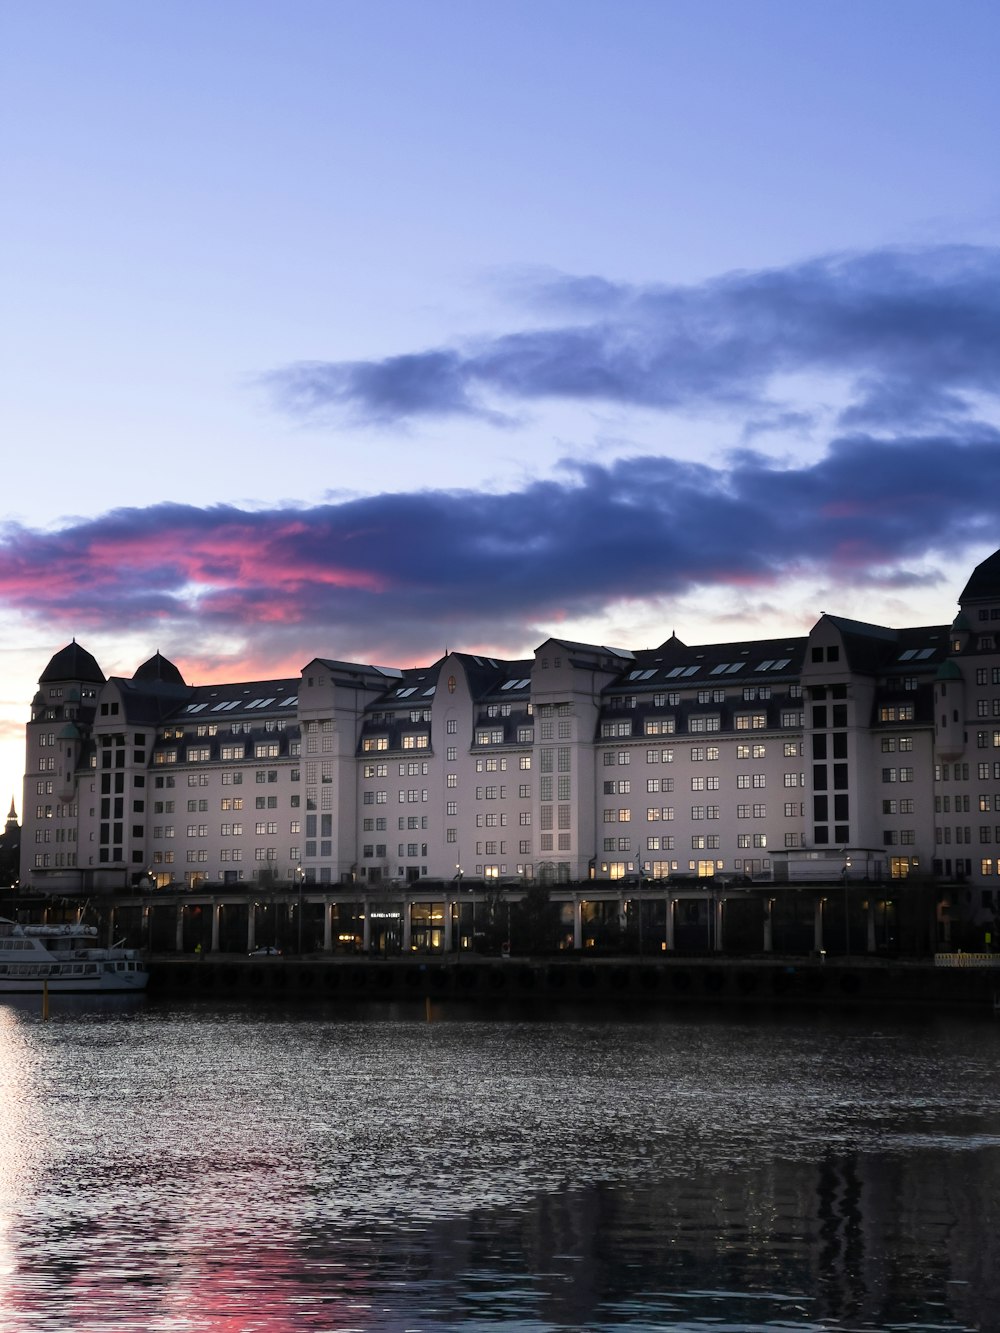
[133,652,185,686]
[819,617,947,676]
[960,548,1000,604]
[615,634,806,688]
[176,678,300,721]
[39,641,105,685]
[821,615,897,642]
[108,677,195,725]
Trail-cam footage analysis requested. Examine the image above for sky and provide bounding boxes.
[2,0,1000,817]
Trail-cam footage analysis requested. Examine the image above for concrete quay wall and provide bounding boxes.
[147,955,1000,1010]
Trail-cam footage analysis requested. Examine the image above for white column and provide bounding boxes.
[813,899,824,952]
[402,898,412,952]
[362,898,372,952]
[246,903,256,953]
[665,895,675,951]
[175,904,185,952]
[443,897,453,952]
[211,902,220,953]
[763,898,774,953]
[714,898,724,952]
[573,897,583,950]
[323,900,333,952]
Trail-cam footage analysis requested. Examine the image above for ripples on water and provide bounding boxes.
[0,997,998,1331]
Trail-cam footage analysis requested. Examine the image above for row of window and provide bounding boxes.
[149,846,301,865]
[363,789,430,804]
[603,802,771,822]
[476,726,536,744]
[154,744,294,765]
[155,795,294,812]
[602,743,800,764]
[614,684,803,707]
[362,734,430,752]
[364,762,433,777]
[600,711,805,739]
[160,769,286,786]
[613,833,771,851]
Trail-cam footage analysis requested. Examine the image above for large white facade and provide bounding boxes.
[19,549,1000,929]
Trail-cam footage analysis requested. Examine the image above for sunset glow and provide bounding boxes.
[2,0,998,816]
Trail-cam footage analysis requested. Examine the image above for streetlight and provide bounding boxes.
[842,854,852,958]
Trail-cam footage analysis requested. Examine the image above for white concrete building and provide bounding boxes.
[19,548,1000,934]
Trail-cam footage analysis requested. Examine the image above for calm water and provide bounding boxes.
[0,996,998,1332]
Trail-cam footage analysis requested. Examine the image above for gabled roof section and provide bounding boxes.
[40,641,105,685]
[483,660,534,701]
[821,615,897,642]
[367,660,446,710]
[534,638,635,677]
[546,637,634,659]
[107,675,195,726]
[890,625,949,669]
[449,653,515,701]
[816,617,948,676]
[813,615,898,676]
[307,657,404,682]
[610,634,805,689]
[177,678,300,720]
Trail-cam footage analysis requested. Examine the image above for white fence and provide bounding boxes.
[934,952,1000,968]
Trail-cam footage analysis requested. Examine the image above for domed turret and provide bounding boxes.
[960,548,1000,605]
[39,640,104,685]
[133,652,185,686]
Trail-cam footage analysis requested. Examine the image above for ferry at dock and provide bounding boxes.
[0,917,148,993]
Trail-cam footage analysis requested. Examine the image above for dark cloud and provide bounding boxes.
[268,351,488,424]
[740,410,817,441]
[1,434,998,663]
[266,246,1000,429]
[837,377,971,429]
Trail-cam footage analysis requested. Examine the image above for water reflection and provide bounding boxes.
[0,998,997,1330]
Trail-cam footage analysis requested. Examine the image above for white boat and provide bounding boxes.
[0,917,148,993]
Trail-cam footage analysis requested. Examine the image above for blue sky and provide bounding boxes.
[2,0,999,813]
